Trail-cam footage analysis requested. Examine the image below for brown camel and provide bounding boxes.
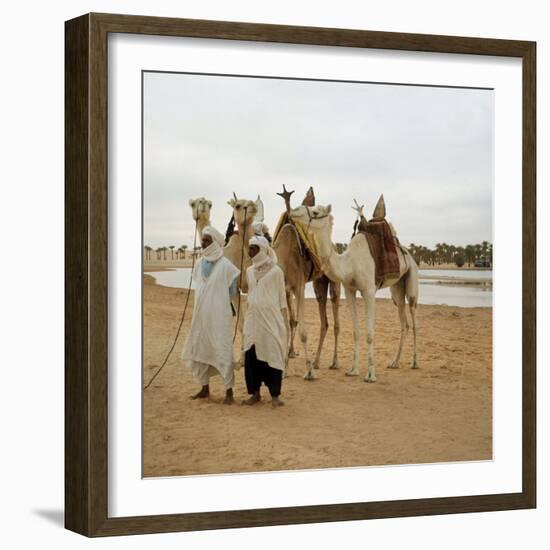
[272,186,341,380]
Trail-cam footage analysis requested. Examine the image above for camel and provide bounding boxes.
[189,197,225,245]
[224,197,258,292]
[289,197,419,382]
[189,195,260,290]
[188,196,256,349]
[272,187,341,380]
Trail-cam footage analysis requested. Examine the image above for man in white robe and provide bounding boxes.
[242,236,288,407]
[181,227,240,404]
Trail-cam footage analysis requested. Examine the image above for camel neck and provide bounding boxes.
[196,216,209,235]
[316,231,347,282]
[236,219,254,244]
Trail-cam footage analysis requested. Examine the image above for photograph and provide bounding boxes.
[141,70,494,478]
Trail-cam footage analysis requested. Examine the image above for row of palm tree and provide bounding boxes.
[144,245,202,261]
[144,240,492,268]
[407,241,493,267]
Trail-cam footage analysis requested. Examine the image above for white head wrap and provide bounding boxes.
[202,228,224,262]
[249,235,269,250]
[249,236,274,280]
[202,224,225,246]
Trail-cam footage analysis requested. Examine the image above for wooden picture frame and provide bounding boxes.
[65,12,536,537]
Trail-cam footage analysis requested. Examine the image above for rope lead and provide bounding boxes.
[144,220,199,390]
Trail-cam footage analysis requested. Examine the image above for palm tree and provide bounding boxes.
[447,244,457,264]
[169,245,175,260]
[181,245,188,259]
[464,245,475,267]
[434,243,443,265]
[441,243,450,264]
[408,243,418,263]
[474,244,482,262]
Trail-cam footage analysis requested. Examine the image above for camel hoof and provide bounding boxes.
[387,362,399,369]
[313,363,320,370]
[288,350,299,359]
[365,376,377,383]
[345,369,359,377]
[411,362,420,370]
[329,362,340,370]
[303,372,316,381]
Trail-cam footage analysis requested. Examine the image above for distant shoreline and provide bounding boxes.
[143,259,492,272]
[143,268,493,288]
[418,263,492,271]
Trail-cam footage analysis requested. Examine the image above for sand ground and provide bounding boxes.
[143,274,492,477]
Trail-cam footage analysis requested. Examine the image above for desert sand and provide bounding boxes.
[143,274,492,477]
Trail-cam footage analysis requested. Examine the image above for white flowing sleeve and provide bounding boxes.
[190,259,202,291]
[246,266,255,294]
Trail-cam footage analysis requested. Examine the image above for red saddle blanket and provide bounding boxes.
[357,218,400,287]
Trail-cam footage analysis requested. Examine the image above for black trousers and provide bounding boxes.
[244,346,282,397]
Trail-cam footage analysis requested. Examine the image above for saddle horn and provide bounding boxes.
[277,184,295,214]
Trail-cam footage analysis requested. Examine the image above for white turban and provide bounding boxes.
[249,235,274,280]
[249,235,269,250]
[202,224,225,246]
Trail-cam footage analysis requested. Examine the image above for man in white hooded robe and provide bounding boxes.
[181,227,240,404]
[242,236,288,407]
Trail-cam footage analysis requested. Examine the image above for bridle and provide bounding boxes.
[192,198,208,221]
[304,205,330,233]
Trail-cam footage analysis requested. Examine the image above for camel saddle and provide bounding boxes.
[357,216,401,288]
[273,211,322,278]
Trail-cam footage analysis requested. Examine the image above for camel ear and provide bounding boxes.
[302,186,315,207]
[189,199,194,206]
[326,204,332,214]
[207,200,212,208]
[227,198,236,207]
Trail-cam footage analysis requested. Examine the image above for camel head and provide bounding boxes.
[289,204,333,235]
[227,197,258,227]
[189,197,212,222]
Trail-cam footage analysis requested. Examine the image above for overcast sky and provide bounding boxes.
[143,71,493,249]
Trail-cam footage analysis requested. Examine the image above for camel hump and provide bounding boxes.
[372,194,386,220]
[302,186,316,207]
[274,222,299,245]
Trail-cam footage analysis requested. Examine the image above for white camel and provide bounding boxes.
[189,197,225,245]
[289,199,419,382]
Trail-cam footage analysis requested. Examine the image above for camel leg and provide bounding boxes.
[405,266,420,369]
[287,290,299,358]
[388,280,408,369]
[296,285,314,380]
[409,299,419,369]
[345,287,361,376]
[329,281,341,369]
[312,277,329,370]
[362,290,377,383]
